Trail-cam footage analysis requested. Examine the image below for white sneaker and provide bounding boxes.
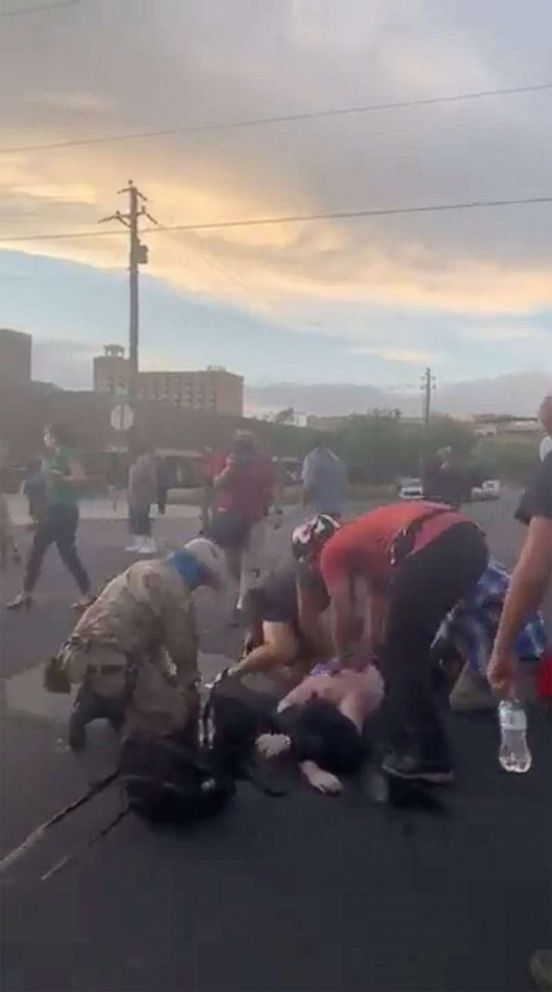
[138,536,156,555]
[125,536,140,552]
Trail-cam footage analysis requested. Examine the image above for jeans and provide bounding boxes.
[129,503,151,537]
[24,503,90,594]
[382,521,488,765]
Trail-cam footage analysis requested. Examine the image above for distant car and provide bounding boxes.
[399,478,424,500]
[471,479,501,501]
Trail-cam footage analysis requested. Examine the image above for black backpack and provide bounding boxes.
[120,732,234,826]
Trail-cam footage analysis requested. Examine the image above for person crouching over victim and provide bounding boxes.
[292,504,489,784]
[227,515,341,687]
[45,539,228,750]
[255,665,384,794]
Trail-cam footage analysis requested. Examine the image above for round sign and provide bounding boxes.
[110,403,134,432]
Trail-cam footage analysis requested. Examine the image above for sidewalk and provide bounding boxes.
[6,493,201,526]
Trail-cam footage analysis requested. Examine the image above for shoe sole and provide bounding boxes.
[382,765,455,785]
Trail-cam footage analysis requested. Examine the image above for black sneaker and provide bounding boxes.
[68,708,87,750]
[382,751,454,785]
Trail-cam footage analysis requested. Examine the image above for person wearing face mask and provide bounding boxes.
[7,423,92,611]
[45,538,229,750]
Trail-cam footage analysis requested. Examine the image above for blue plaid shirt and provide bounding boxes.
[436,558,546,675]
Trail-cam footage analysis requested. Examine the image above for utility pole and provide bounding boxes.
[100,181,157,400]
[421,366,435,428]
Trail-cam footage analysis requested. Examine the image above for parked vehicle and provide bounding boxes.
[399,478,423,500]
[471,479,501,501]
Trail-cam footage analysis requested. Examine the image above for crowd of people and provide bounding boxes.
[2,399,551,987]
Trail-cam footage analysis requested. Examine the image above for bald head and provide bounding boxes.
[539,395,552,436]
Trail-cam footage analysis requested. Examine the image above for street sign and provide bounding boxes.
[110,403,134,432]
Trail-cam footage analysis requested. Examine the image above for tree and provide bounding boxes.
[274,407,295,425]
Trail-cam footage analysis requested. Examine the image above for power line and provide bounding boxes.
[2,82,551,154]
[0,0,78,17]
[1,195,550,244]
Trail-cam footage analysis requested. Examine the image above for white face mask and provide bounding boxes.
[43,432,55,449]
[539,435,552,462]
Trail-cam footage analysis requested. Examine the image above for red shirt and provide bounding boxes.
[215,452,275,523]
[320,501,465,589]
[201,451,227,483]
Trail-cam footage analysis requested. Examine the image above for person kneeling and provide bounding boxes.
[45,538,229,749]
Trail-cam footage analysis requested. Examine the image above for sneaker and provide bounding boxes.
[382,750,454,784]
[449,663,495,713]
[71,593,96,612]
[137,536,156,555]
[125,537,140,552]
[530,950,552,991]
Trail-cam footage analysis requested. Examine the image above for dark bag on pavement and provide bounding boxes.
[207,510,251,549]
[120,733,234,826]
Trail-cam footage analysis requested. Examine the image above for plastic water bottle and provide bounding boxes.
[498,699,532,773]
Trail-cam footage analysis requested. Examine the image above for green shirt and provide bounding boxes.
[44,447,78,507]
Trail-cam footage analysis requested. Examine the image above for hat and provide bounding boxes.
[184,538,229,586]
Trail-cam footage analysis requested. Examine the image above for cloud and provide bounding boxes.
[350,346,439,364]
[0,0,551,366]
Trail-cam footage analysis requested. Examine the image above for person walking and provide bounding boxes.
[127,444,158,554]
[211,431,276,614]
[7,423,92,611]
[301,434,347,518]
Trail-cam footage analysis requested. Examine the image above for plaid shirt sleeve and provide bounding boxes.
[436,559,547,675]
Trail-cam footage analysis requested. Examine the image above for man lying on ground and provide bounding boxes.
[255,665,384,794]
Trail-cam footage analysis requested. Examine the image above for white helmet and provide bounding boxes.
[184,537,229,586]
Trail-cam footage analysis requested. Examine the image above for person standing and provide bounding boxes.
[301,434,347,519]
[127,444,158,554]
[0,492,20,567]
[7,423,92,611]
[212,432,276,614]
[292,503,488,783]
[487,445,551,992]
[155,454,170,516]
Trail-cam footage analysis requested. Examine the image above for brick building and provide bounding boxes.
[93,345,244,417]
[0,329,32,391]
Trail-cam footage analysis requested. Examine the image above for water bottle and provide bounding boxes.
[498,699,532,773]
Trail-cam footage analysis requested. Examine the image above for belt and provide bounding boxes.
[87,663,125,676]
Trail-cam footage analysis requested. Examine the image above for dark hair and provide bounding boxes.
[45,423,74,447]
[278,698,364,775]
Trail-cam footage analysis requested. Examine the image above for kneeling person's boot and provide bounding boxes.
[69,682,111,750]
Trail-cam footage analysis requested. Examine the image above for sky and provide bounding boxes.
[0,0,551,393]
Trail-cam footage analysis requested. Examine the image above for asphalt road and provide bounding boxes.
[1,491,550,992]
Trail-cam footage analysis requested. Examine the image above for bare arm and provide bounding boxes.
[328,578,355,666]
[489,516,552,694]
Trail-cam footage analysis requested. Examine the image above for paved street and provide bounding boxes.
[1,492,550,992]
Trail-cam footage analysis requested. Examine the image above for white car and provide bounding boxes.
[471,479,501,501]
[399,478,424,500]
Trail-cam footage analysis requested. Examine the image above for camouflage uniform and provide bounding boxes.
[60,559,199,738]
